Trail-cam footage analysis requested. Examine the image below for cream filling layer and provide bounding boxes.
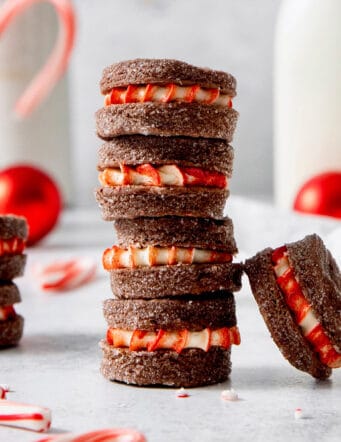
[107,326,240,353]
[99,164,227,188]
[274,256,320,334]
[102,245,232,270]
[105,84,232,107]
[0,306,15,321]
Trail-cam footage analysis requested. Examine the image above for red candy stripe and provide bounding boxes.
[272,246,341,368]
[106,83,229,106]
[107,326,240,354]
[0,237,25,256]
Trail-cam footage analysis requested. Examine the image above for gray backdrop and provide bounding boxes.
[69,0,280,206]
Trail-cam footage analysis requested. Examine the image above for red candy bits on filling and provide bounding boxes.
[0,238,25,256]
[0,305,16,321]
[272,246,341,368]
[105,83,233,107]
[99,164,228,189]
[106,326,240,354]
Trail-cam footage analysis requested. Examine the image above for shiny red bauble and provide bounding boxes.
[0,164,62,245]
[293,172,341,219]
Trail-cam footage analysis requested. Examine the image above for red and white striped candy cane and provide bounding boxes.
[36,428,147,442]
[0,400,51,432]
[34,257,97,291]
[0,0,76,117]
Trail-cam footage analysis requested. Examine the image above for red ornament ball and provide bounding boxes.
[0,164,62,245]
[293,171,341,219]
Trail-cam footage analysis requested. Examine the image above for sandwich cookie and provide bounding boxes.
[96,136,234,219]
[96,58,238,140]
[0,215,28,281]
[100,295,240,387]
[103,217,242,298]
[0,282,24,347]
[245,234,341,379]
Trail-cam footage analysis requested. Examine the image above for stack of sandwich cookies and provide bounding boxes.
[0,215,28,347]
[245,234,341,379]
[96,59,236,220]
[95,58,241,386]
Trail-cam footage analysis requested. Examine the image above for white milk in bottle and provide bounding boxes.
[274,0,341,209]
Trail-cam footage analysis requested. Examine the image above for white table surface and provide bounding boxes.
[1,196,340,442]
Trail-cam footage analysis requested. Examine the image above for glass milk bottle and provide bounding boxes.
[0,2,73,203]
[274,0,341,209]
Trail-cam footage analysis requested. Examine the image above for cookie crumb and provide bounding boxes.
[294,408,303,419]
[221,388,238,401]
[176,387,189,398]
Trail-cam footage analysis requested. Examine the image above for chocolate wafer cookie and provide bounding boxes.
[0,215,28,280]
[98,136,234,176]
[96,186,228,220]
[245,234,341,379]
[100,295,240,387]
[96,102,238,140]
[0,282,24,347]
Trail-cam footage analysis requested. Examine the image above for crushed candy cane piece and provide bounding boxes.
[176,387,189,398]
[221,388,238,401]
[35,427,146,442]
[34,257,96,291]
[0,400,51,432]
[0,386,7,399]
[294,408,303,419]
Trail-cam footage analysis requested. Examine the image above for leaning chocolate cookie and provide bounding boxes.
[245,234,341,379]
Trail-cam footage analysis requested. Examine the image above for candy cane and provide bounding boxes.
[0,0,76,117]
[33,257,97,291]
[35,428,146,442]
[0,400,51,432]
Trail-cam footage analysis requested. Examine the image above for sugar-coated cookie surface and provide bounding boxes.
[103,294,236,331]
[101,343,231,387]
[114,216,237,252]
[0,215,28,240]
[96,102,238,140]
[110,262,243,299]
[100,58,237,95]
[98,135,234,176]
